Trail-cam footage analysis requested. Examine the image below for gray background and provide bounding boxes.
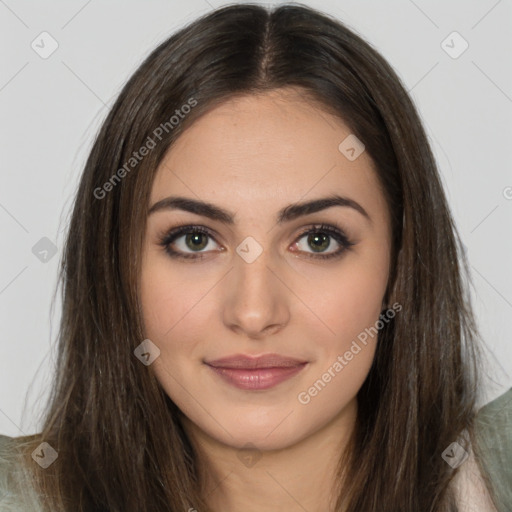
[1,0,511,437]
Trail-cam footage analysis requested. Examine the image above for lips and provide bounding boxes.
[205,353,307,369]
[204,353,308,390]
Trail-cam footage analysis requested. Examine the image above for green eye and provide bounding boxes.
[158,223,354,261]
[293,224,354,260]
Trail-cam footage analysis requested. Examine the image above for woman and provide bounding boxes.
[0,3,510,511]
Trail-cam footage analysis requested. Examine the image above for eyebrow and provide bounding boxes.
[148,194,371,224]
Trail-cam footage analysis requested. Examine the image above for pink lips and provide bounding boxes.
[205,353,308,390]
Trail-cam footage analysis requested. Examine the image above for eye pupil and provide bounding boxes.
[186,233,208,251]
[308,233,330,252]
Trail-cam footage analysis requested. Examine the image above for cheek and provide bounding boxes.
[296,252,389,350]
[293,262,385,413]
[140,253,209,341]
[139,260,203,393]
[140,264,173,340]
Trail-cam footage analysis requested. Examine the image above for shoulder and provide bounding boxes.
[471,387,512,512]
[0,433,45,511]
[451,436,498,512]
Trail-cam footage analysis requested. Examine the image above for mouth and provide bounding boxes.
[204,353,308,390]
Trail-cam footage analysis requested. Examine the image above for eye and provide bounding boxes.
[157,223,355,261]
[292,223,355,260]
[157,225,221,260]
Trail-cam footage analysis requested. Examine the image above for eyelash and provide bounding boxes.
[157,223,355,261]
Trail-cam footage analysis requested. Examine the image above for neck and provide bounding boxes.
[180,398,358,512]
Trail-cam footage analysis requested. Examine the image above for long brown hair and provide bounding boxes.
[12,3,486,510]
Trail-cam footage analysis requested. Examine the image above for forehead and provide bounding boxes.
[150,89,386,222]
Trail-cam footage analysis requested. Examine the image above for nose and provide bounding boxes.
[222,246,291,340]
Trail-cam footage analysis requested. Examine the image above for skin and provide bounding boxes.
[453,447,498,512]
[140,87,392,512]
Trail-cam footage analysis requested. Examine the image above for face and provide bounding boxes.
[140,88,392,452]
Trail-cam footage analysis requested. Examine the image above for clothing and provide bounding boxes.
[1,388,511,511]
[473,388,512,511]
[0,434,44,511]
